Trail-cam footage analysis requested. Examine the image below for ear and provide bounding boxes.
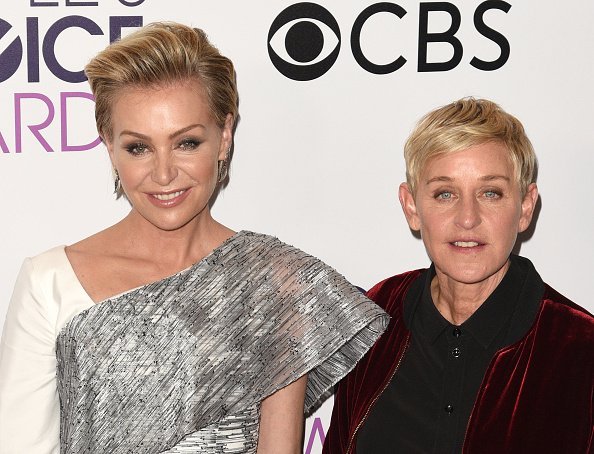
[218,113,234,160]
[399,183,421,231]
[518,183,538,232]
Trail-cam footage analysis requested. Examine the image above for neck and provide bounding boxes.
[431,261,510,325]
[114,209,234,271]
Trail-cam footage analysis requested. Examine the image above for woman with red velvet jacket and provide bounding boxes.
[323,97,593,454]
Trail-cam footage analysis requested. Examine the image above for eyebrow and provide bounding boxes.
[425,175,511,184]
[119,123,206,140]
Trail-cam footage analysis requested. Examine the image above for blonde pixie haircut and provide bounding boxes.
[404,97,537,196]
[85,21,239,142]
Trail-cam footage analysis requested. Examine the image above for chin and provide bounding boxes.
[143,214,196,232]
[439,261,510,286]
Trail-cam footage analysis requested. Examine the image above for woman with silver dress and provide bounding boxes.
[0,22,388,453]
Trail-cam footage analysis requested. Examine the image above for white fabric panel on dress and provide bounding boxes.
[0,247,94,454]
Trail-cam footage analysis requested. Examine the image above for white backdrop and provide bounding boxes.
[1,1,593,452]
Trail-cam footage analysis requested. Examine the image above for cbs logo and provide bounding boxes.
[268,1,511,81]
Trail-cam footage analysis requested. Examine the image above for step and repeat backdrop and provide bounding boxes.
[1,1,593,452]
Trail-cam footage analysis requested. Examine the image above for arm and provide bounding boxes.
[257,374,308,454]
[0,258,60,453]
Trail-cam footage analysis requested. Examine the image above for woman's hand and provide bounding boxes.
[257,374,308,454]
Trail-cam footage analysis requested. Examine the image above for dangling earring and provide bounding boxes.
[217,159,228,182]
[217,148,230,182]
[113,169,122,196]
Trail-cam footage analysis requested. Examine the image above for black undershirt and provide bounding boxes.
[356,255,543,453]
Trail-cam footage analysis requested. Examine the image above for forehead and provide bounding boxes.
[421,142,515,181]
[109,80,213,131]
[113,79,207,106]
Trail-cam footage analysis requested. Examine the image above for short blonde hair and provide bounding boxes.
[85,21,238,141]
[404,97,537,196]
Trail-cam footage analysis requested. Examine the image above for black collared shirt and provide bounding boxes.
[356,255,543,453]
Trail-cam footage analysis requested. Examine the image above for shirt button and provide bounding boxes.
[452,327,461,337]
[451,347,461,358]
[444,404,454,414]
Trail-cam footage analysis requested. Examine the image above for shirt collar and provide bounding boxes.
[416,256,527,349]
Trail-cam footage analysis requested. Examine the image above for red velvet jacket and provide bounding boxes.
[323,269,594,454]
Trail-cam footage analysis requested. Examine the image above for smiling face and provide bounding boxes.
[399,141,538,288]
[106,79,233,232]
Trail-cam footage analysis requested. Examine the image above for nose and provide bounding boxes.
[454,196,482,230]
[151,152,178,186]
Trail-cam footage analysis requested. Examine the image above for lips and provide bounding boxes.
[147,188,190,207]
[452,241,480,248]
[152,190,185,201]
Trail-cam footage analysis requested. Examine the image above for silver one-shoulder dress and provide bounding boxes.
[54,231,388,453]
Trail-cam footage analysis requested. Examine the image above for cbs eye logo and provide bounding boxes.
[267,3,340,81]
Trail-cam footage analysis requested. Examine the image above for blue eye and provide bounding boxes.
[484,190,501,199]
[436,191,453,200]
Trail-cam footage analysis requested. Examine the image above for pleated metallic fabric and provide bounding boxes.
[55,231,388,453]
